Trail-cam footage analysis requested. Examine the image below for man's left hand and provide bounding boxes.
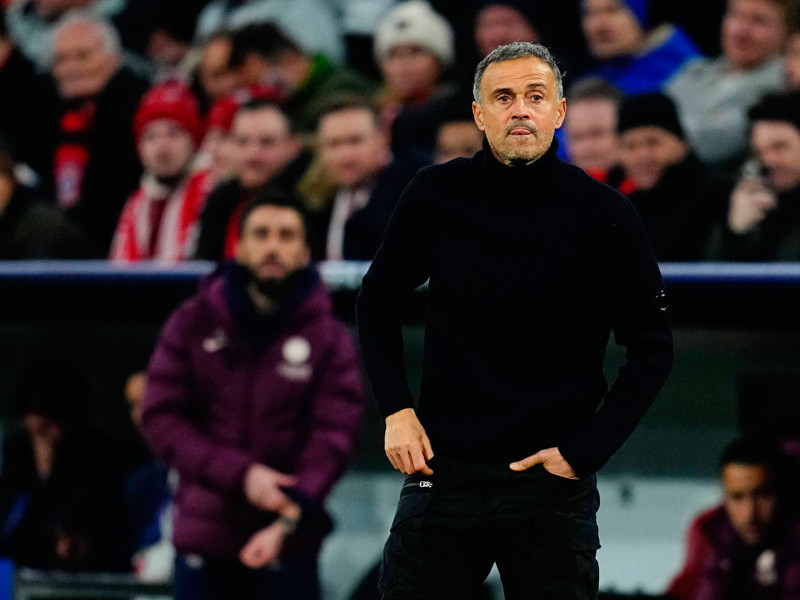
[510,447,578,479]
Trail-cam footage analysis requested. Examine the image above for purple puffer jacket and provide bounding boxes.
[141,268,365,559]
[669,505,800,600]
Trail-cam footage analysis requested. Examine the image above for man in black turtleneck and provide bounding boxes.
[356,41,673,599]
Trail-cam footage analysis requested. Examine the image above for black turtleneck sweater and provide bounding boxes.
[356,140,673,478]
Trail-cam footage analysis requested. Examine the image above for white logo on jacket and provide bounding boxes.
[202,329,228,353]
[277,336,313,381]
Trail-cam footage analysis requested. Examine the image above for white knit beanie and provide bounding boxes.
[374,1,455,69]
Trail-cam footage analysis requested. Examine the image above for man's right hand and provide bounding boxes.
[728,177,777,234]
[384,408,434,475]
[243,464,295,513]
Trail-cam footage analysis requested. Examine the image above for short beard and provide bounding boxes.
[251,274,289,299]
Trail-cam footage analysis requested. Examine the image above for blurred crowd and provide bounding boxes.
[1,0,800,263]
[2,0,800,598]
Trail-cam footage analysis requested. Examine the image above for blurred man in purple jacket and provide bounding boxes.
[141,189,365,600]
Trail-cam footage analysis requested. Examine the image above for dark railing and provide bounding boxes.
[2,260,800,326]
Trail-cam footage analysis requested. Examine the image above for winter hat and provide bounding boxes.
[207,84,285,135]
[133,81,203,145]
[374,1,455,69]
[618,0,649,29]
[617,92,684,139]
[748,91,800,133]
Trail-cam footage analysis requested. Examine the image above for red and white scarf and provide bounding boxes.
[109,170,214,262]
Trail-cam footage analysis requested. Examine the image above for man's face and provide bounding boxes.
[236,205,311,288]
[472,57,566,166]
[138,120,196,181]
[784,32,800,90]
[435,121,485,164]
[231,107,301,190]
[722,0,787,70]
[52,23,118,99]
[565,98,619,171]
[752,120,800,192]
[723,463,778,546]
[199,37,239,102]
[317,108,388,189]
[619,126,687,190]
[381,44,442,101]
[475,5,539,57]
[582,0,645,59]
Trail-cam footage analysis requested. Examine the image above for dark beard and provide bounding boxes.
[252,274,290,298]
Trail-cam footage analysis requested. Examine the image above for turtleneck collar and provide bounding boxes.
[475,136,560,198]
[480,136,559,174]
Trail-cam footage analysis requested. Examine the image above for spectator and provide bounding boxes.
[48,11,150,255]
[786,26,800,90]
[668,436,800,600]
[0,358,128,572]
[474,1,541,57]
[708,91,800,260]
[193,31,241,109]
[195,84,283,182]
[228,21,372,134]
[5,0,127,69]
[374,0,463,164]
[434,113,484,164]
[0,9,57,180]
[473,1,590,78]
[563,77,626,185]
[0,142,94,259]
[300,96,422,261]
[581,0,702,96]
[142,191,365,599]
[666,0,791,170]
[194,99,306,260]
[617,93,728,261]
[195,0,344,63]
[109,81,212,262]
[141,5,197,80]
[122,371,174,582]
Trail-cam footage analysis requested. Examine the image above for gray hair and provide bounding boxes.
[48,9,122,66]
[473,42,564,105]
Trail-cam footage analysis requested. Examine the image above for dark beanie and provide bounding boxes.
[617,92,684,139]
[748,91,800,132]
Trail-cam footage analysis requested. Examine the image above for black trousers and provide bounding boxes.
[379,458,600,600]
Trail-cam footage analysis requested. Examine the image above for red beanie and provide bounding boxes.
[207,83,285,135]
[133,81,204,146]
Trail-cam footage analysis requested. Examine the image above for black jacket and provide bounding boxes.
[0,185,96,259]
[626,154,730,261]
[55,68,150,255]
[357,140,673,477]
[195,151,312,261]
[708,185,800,261]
